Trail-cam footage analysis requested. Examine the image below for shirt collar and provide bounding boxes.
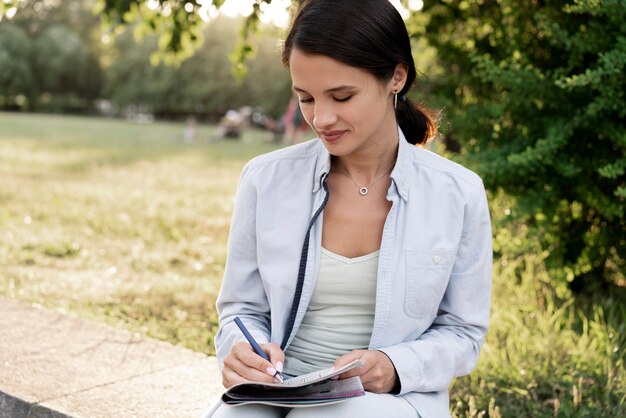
[312,126,413,202]
[390,127,412,202]
[313,141,331,193]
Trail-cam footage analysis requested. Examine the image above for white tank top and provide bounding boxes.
[283,247,379,376]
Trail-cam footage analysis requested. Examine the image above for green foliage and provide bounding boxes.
[104,15,292,119]
[0,1,19,19]
[93,0,306,67]
[1,0,273,68]
[93,0,254,66]
[0,23,33,107]
[455,190,626,417]
[96,0,212,63]
[0,0,105,111]
[0,0,291,117]
[420,0,626,289]
[33,25,87,93]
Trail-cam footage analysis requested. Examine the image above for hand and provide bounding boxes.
[221,342,285,388]
[334,349,399,393]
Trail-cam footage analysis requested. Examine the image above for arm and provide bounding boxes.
[214,163,271,369]
[380,183,492,394]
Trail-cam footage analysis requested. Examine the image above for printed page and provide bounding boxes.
[281,359,364,387]
[222,361,366,407]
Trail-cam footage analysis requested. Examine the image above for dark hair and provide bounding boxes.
[282,0,436,145]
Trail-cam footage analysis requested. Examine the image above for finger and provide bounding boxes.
[334,350,369,379]
[338,362,373,379]
[333,350,366,369]
[223,367,278,388]
[228,357,278,383]
[233,343,277,379]
[261,343,285,373]
[222,368,246,388]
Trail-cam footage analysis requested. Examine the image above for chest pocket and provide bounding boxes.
[404,250,455,318]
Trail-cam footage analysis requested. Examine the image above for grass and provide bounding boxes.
[1,112,624,417]
[0,112,281,354]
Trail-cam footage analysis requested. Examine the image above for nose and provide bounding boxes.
[312,102,337,131]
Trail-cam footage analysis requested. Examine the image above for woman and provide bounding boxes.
[210,1,492,417]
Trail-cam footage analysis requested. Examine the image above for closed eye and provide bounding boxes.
[298,95,352,104]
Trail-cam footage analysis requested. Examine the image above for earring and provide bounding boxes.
[394,91,398,109]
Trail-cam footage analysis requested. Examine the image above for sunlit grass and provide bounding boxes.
[451,247,625,417]
[0,112,280,354]
[0,112,623,416]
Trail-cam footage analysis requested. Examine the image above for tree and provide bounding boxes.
[418,0,625,290]
[33,25,86,92]
[2,0,305,67]
[0,0,292,117]
[104,15,291,120]
[0,23,34,108]
[1,0,105,111]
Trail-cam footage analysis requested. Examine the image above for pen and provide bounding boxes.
[233,316,284,383]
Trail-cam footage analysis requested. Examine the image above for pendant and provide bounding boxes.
[359,187,368,196]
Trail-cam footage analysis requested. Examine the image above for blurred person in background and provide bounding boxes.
[282,93,309,145]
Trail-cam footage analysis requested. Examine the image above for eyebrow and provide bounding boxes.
[292,85,357,94]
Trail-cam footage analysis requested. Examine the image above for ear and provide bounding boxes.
[390,64,409,93]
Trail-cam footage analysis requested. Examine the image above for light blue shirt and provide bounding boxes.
[215,128,492,418]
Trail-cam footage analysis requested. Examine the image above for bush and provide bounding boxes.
[419,0,625,291]
[448,192,626,417]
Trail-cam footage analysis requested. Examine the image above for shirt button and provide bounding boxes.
[433,255,441,264]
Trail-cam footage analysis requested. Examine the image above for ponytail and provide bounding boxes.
[396,96,437,146]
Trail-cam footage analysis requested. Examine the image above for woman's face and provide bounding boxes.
[288,48,403,157]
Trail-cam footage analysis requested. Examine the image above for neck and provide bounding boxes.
[332,128,399,184]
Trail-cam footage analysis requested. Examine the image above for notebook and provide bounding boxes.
[221,359,365,407]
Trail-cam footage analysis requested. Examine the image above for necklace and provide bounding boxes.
[337,164,394,196]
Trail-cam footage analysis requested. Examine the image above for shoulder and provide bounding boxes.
[238,138,325,195]
[408,146,489,223]
[243,138,322,175]
[411,145,485,192]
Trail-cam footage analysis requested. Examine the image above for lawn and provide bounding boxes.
[0,112,624,417]
[0,112,281,354]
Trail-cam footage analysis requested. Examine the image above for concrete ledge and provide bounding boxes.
[0,296,223,418]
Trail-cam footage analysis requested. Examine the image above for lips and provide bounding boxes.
[321,130,347,143]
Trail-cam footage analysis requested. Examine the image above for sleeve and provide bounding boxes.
[214,163,271,370]
[380,182,492,394]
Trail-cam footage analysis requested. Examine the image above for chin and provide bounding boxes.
[322,143,358,158]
